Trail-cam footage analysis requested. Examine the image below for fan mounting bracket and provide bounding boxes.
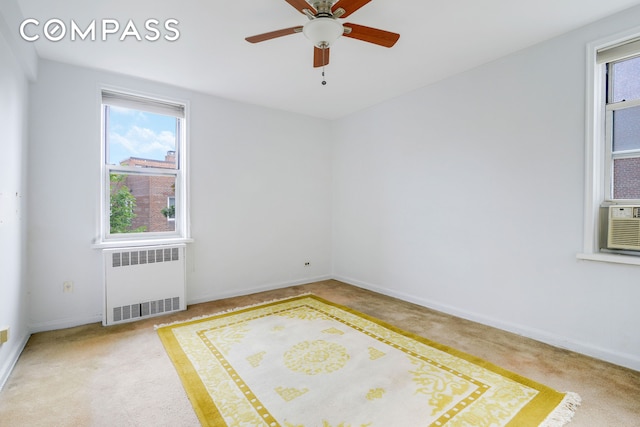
[307,0,339,15]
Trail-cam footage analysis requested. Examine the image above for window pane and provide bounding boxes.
[110,173,176,233]
[106,106,177,168]
[611,55,640,103]
[613,157,640,199]
[166,197,176,220]
[612,105,640,152]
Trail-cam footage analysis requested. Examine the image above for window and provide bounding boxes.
[605,54,640,200]
[166,196,176,221]
[581,34,640,263]
[101,89,187,242]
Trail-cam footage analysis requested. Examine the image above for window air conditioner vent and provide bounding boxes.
[607,206,640,251]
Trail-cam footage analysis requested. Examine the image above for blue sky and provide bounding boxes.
[107,106,176,165]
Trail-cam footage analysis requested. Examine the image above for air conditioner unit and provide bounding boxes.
[103,244,186,326]
[607,205,640,251]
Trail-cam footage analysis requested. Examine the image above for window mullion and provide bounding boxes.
[108,165,179,177]
[611,150,640,159]
[606,97,640,110]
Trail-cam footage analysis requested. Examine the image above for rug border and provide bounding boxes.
[157,322,225,426]
[157,294,578,427]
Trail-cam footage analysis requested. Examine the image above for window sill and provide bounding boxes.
[92,237,194,249]
[576,251,640,266]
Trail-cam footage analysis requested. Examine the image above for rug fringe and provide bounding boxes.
[539,392,581,427]
[154,293,313,329]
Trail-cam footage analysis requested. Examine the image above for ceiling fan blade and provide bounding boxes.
[343,23,400,48]
[245,26,303,43]
[285,0,316,14]
[314,47,330,67]
[332,0,371,17]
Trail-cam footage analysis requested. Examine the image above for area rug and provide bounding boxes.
[157,294,580,427]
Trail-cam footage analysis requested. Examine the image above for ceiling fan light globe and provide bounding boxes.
[303,17,343,48]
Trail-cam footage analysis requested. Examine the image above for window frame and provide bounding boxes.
[98,87,190,246]
[580,28,640,264]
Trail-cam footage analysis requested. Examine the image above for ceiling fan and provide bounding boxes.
[245,0,400,68]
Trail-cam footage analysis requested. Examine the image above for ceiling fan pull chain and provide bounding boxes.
[321,48,327,85]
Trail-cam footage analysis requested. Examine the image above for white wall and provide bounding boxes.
[0,2,35,388]
[27,60,333,331]
[11,0,640,375]
[332,6,640,371]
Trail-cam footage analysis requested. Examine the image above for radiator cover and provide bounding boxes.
[103,244,186,326]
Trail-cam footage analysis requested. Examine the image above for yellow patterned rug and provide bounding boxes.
[157,295,580,427]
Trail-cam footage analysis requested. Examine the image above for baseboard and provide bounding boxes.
[187,274,333,305]
[29,314,103,334]
[0,332,30,391]
[27,276,333,332]
[334,274,640,372]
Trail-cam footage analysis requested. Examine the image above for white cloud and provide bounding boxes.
[109,125,175,159]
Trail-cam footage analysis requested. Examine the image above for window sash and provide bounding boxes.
[103,105,181,170]
[105,169,182,239]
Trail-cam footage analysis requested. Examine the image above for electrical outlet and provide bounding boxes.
[0,327,8,344]
[63,281,74,293]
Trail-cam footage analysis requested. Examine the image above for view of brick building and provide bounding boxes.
[121,151,176,232]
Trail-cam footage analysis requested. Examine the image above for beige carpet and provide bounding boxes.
[0,280,639,426]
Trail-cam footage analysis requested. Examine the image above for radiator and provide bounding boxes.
[103,244,186,326]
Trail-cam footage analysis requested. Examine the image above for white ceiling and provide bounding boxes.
[15,0,640,119]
